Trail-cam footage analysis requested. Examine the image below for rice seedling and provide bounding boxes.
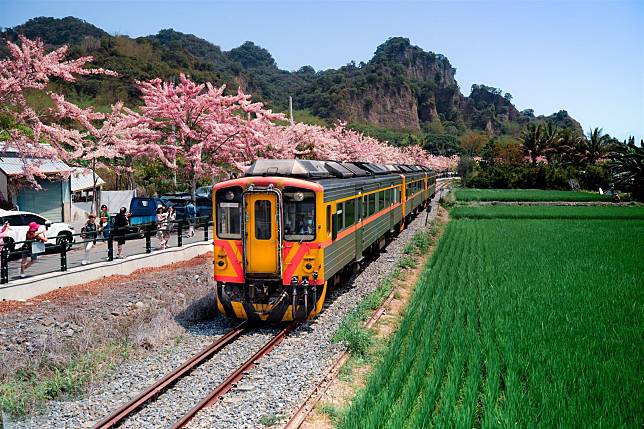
[340,207,644,429]
[451,205,644,220]
[454,188,613,202]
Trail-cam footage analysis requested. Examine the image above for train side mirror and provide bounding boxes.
[331,213,338,241]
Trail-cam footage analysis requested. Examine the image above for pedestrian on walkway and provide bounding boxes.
[156,206,168,249]
[20,222,47,278]
[185,200,196,238]
[0,221,12,253]
[81,213,100,265]
[99,205,111,228]
[112,207,129,258]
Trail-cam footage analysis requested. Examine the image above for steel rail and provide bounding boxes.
[282,290,396,429]
[172,322,298,429]
[93,322,248,429]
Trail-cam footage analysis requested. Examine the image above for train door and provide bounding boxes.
[244,192,280,276]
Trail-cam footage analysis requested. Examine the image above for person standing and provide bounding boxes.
[111,207,129,258]
[0,221,11,253]
[99,205,111,228]
[185,200,196,238]
[20,222,47,278]
[81,213,100,265]
[155,206,168,249]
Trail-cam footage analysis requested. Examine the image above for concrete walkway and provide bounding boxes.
[6,226,213,282]
[1,227,214,301]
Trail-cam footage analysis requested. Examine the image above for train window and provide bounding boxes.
[345,199,355,227]
[216,187,242,240]
[392,187,398,203]
[284,189,316,241]
[254,200,272,240]
[378,191,384,211]
[362,196,367,220]
[368,193,376,216]
[385,188,391,206]
[326,205,331,235]
[337,202,345,231]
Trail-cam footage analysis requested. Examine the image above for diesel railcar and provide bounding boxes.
[213,159,436,322]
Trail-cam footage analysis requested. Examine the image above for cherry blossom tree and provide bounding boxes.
[0,36,116,186]
[40,94,158,211]
[137,73,284,200]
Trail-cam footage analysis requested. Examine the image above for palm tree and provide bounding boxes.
[541,122,561,164]
[557,128,584,166]
[577,128,614,165]
[611,142,644,200]
[520,123,543,165]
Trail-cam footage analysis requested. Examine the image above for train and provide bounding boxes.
[212,159,436,322]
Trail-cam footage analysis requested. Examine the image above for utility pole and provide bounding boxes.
[289,96,294,125]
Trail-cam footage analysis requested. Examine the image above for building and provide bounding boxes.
[70,167,106,222]
[0,153,73,222]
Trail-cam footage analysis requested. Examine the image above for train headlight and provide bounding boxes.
[293,192,304,202]
[225,191,235,201]
[216,257,227,270]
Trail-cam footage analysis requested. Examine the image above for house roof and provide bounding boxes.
[71,167,106,192]
[0,156,73,176]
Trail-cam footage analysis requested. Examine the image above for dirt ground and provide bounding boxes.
[0,253,216,393]
[301,207,449,429]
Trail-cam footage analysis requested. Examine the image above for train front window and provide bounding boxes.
[284,190,316,241]
[216,187,242,239]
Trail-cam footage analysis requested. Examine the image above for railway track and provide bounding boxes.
[93,321,297,429]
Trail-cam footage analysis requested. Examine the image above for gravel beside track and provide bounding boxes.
[9,192,443,429]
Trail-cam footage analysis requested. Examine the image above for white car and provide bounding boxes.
[0,210,75,250]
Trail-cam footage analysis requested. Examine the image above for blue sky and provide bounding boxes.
[2,0,643,142]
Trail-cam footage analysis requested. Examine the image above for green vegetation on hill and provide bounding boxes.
[0,18,582,137]
[340,206,644,428]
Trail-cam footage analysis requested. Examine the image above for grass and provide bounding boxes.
[333,222,438,356]
[454,188,612,202]
[451,205,644,220]
[0,340,131,417]
[319,403,345,425]
[258,413,280,426]
[340,206,644,428]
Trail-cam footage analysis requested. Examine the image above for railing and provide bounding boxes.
[0,216,213,284]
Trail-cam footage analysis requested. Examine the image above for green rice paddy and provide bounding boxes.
[340,206,644,428]
[451,205,644,220]
[454,188,612,202]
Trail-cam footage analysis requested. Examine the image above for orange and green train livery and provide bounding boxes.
[213,159,436,322]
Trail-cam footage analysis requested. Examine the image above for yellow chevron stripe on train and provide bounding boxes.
[213,159,436,322]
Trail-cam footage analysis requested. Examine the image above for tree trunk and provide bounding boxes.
[191,173,197,204]
[91,159,97,214]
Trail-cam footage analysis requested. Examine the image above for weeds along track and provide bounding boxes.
[92,322,296,429]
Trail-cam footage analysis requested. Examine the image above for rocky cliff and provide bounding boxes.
[1,18,582,136]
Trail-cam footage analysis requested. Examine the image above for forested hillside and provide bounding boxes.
[1,17,580,141]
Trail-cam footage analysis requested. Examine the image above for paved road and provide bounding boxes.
[7,225,214,282]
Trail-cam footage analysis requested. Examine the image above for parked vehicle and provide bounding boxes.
[159,193,191,221]
[127,197,168,236]
[0,209,75,251]
[195,185,213,198]
[195,196,213,219]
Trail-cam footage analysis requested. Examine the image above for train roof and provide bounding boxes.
[245,159,432,180]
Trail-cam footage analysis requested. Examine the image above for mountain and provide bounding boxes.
[0,17,582,138]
